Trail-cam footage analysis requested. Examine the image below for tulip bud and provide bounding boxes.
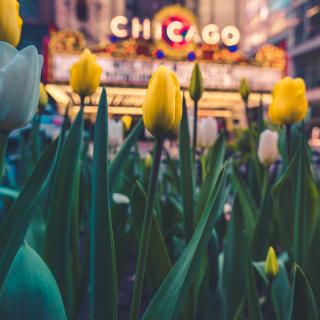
[0,42,43,131]
[189,63,204,103]
[142,65,182,138]
[122,115,132,132]
[70,49,102,97]
[0,0,23,47]
[144,152,152,169]
[258,129,279,167]
[240,78,250,103]
[268,77,308,125]
[39,82,49,108]
[264,247,279,280]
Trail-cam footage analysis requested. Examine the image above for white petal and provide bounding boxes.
[0,41,17,69]
[0,45,43,130]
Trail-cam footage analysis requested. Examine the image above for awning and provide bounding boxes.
[45,84,272,130]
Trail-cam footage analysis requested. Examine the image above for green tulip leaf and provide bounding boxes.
[44,107,84,317]
[231,164,258,241]
[131,181,172,291]
[0,243,66,320]
[285,265,318,320]
[195,134,226,225]
[251,186,273,260]
[0,187,18,199]
[0,138,58,291]
[179,95,195,242]
[142,165,227,320]
[222,197,246,320]
[89,88,117,319]
[272,129,318,265]
[243,237,263,320]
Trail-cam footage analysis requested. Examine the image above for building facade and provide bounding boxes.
[55,0,126,44]
[240,0,320,107]
[127,0,240,28]
[19,0,55,50]
[288,0,320,105]
[240,0,292,54]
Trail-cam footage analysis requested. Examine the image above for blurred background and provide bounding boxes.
[16,0,320,135]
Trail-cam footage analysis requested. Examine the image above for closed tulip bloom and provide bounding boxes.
[258,129,279,166]
[189,117,218,148]
[144,152,152,169]
[70,49,102,97]
[39,82,48,108]
[189,63,204,103]
[201,117,218,148]
[0,41,43,131]
[0,0,23,47]
[196,122,206,149]
[239,78,250,102]
[143,65,182,138]
[122,115,132,131]
[268,77,308,125]
[264,247,279,280]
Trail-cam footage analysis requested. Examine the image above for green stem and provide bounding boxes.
[192,100,198,163]
[200,152,207,183]
[0,130,9,179]
[285,124,291,164]
[264,279,274,318]
[32,114,41,163]
[244,100,251,129]
[129,138,163,320]
[80,95,85,110]
[261,167,269,203]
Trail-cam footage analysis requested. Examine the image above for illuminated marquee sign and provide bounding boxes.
[50,54,281,91]
[110,5,240,58]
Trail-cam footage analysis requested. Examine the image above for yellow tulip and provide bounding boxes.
[0,0,23,47]
[142,65,182,138]
[240,78,250,102]
[122,115,132,131]
[39,82,48,108]
[70,49,102,97]
[189,63,204,103]
[268,77,308,125]
[264,247,279,280]
[144,153,152,169]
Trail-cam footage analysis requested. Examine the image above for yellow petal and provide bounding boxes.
[69,49,102,97]
[0,0,23,47]
[264,247,279,280]
[268,77,308,125]
[142,65,182,138]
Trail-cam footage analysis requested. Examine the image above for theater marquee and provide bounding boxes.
[49,54,280,92]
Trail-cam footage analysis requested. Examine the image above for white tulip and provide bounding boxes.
[0,41,43,131]
[201,117,218,148]
[189,116,218,148]
[258,129,279,167]
[108,120,123,147]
